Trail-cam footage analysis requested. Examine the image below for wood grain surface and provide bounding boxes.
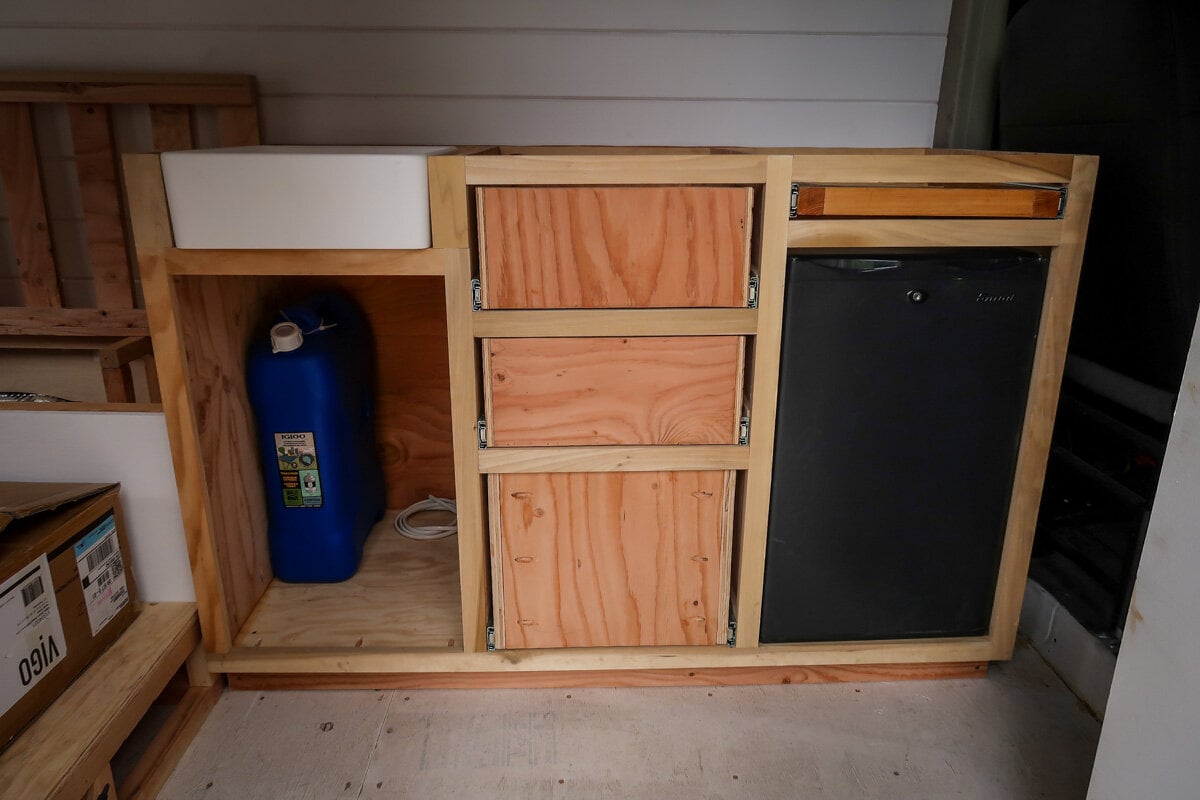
[235,522,463,650]
[478,186,752,308]
[484,336,743,446]
[68,103,137,309]
[174,275,281,636]
[0,102,61,307]
[793,185,1062,218]
[227,661,987,690]
[492,470,734,649]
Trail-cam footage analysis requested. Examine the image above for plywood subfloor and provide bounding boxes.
[160,641,1100,799]
[235,517,463,650]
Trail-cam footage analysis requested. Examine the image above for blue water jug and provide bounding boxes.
[245,293,386,582]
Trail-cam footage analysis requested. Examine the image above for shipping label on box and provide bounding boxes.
[0,554,67,717]
[73,512,129,637]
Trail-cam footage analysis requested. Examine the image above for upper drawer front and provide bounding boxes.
[477,186,753,308]
[485,336,744,447]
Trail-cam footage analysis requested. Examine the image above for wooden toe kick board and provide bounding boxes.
[490,470,735,649]
[483,335,745,446]
[477,185,753,308]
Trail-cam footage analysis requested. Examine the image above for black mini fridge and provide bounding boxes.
[760,251,1048,643]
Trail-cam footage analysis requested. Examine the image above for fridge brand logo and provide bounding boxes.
[976,292,1017,304]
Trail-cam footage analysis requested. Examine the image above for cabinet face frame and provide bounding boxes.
[124,148,1096,684]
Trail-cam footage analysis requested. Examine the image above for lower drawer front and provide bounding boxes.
[491,470,734,649]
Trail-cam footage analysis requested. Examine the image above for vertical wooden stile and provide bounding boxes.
[987,155,1098,657]
[68,104,137,310]
[123,153,235,653]
[0,102,62,307]
[733,156,793,648]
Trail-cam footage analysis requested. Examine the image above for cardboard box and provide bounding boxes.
[0,483,138,750]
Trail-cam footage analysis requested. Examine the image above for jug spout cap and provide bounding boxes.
[270,322,303,353]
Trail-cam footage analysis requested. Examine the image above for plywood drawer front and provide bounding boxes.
[484,336,744,446]
[492,470,734,649]
[478,186,753,308]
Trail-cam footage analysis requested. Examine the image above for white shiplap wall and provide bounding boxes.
[0,1,951,147]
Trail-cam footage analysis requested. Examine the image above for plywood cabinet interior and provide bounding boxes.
[477,186,753,308]
[483,336,745,446]
[490,470,734,649]
[126,147,1098,688]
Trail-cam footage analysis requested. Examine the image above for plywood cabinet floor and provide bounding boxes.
[159,642,1099,800]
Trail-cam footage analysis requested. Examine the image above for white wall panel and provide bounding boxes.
[0,411,195,603]
[0,1,952,35]
[261,96,937,147]
[0,2,951,148]
[1087,314,1200,798]
[0,30,944,102]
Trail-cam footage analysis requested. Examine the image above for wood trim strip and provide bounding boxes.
[790,153,1072,184]
[207,635,995,674]
[472,308,757,338]
[0,73,257,105]
[444,248,490,654]
[427,156,469,249]
[228,661,988,690]
[0,402,163,412]
[733,156,793,648]
[160,247,448,276]
[0,102,61,308]
[68,103,137,310]
[793,185,1063,219]
[465,155,768,185]
[478,445,751,474]
[123,153,236,654]
[987,155,1099,657]
[787,218,1063,248]
[0,307,148,336]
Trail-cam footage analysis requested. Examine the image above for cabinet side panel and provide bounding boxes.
[485,336,743,446]
[480,187,751,308]
[174,275,279,637]
[496,470,730,648]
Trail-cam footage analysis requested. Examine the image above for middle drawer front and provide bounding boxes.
[483,336,745,447]
[491,470,735,649]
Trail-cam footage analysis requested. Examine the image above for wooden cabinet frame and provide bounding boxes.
[124,147,1096,688]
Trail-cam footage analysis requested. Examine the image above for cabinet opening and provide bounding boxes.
[173,273,464,652]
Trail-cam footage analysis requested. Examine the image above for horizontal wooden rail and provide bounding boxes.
[789,153,1073,184]
[473,308,758,338]
[465,154,769,185]
[161,247,451,277]
[0,72,256,105]
[478,445,751,473]
[787,218,1063,249]
[0,307,149,336]
[207,635,996,675]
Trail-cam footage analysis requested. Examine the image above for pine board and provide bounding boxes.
[235,520,463,650]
